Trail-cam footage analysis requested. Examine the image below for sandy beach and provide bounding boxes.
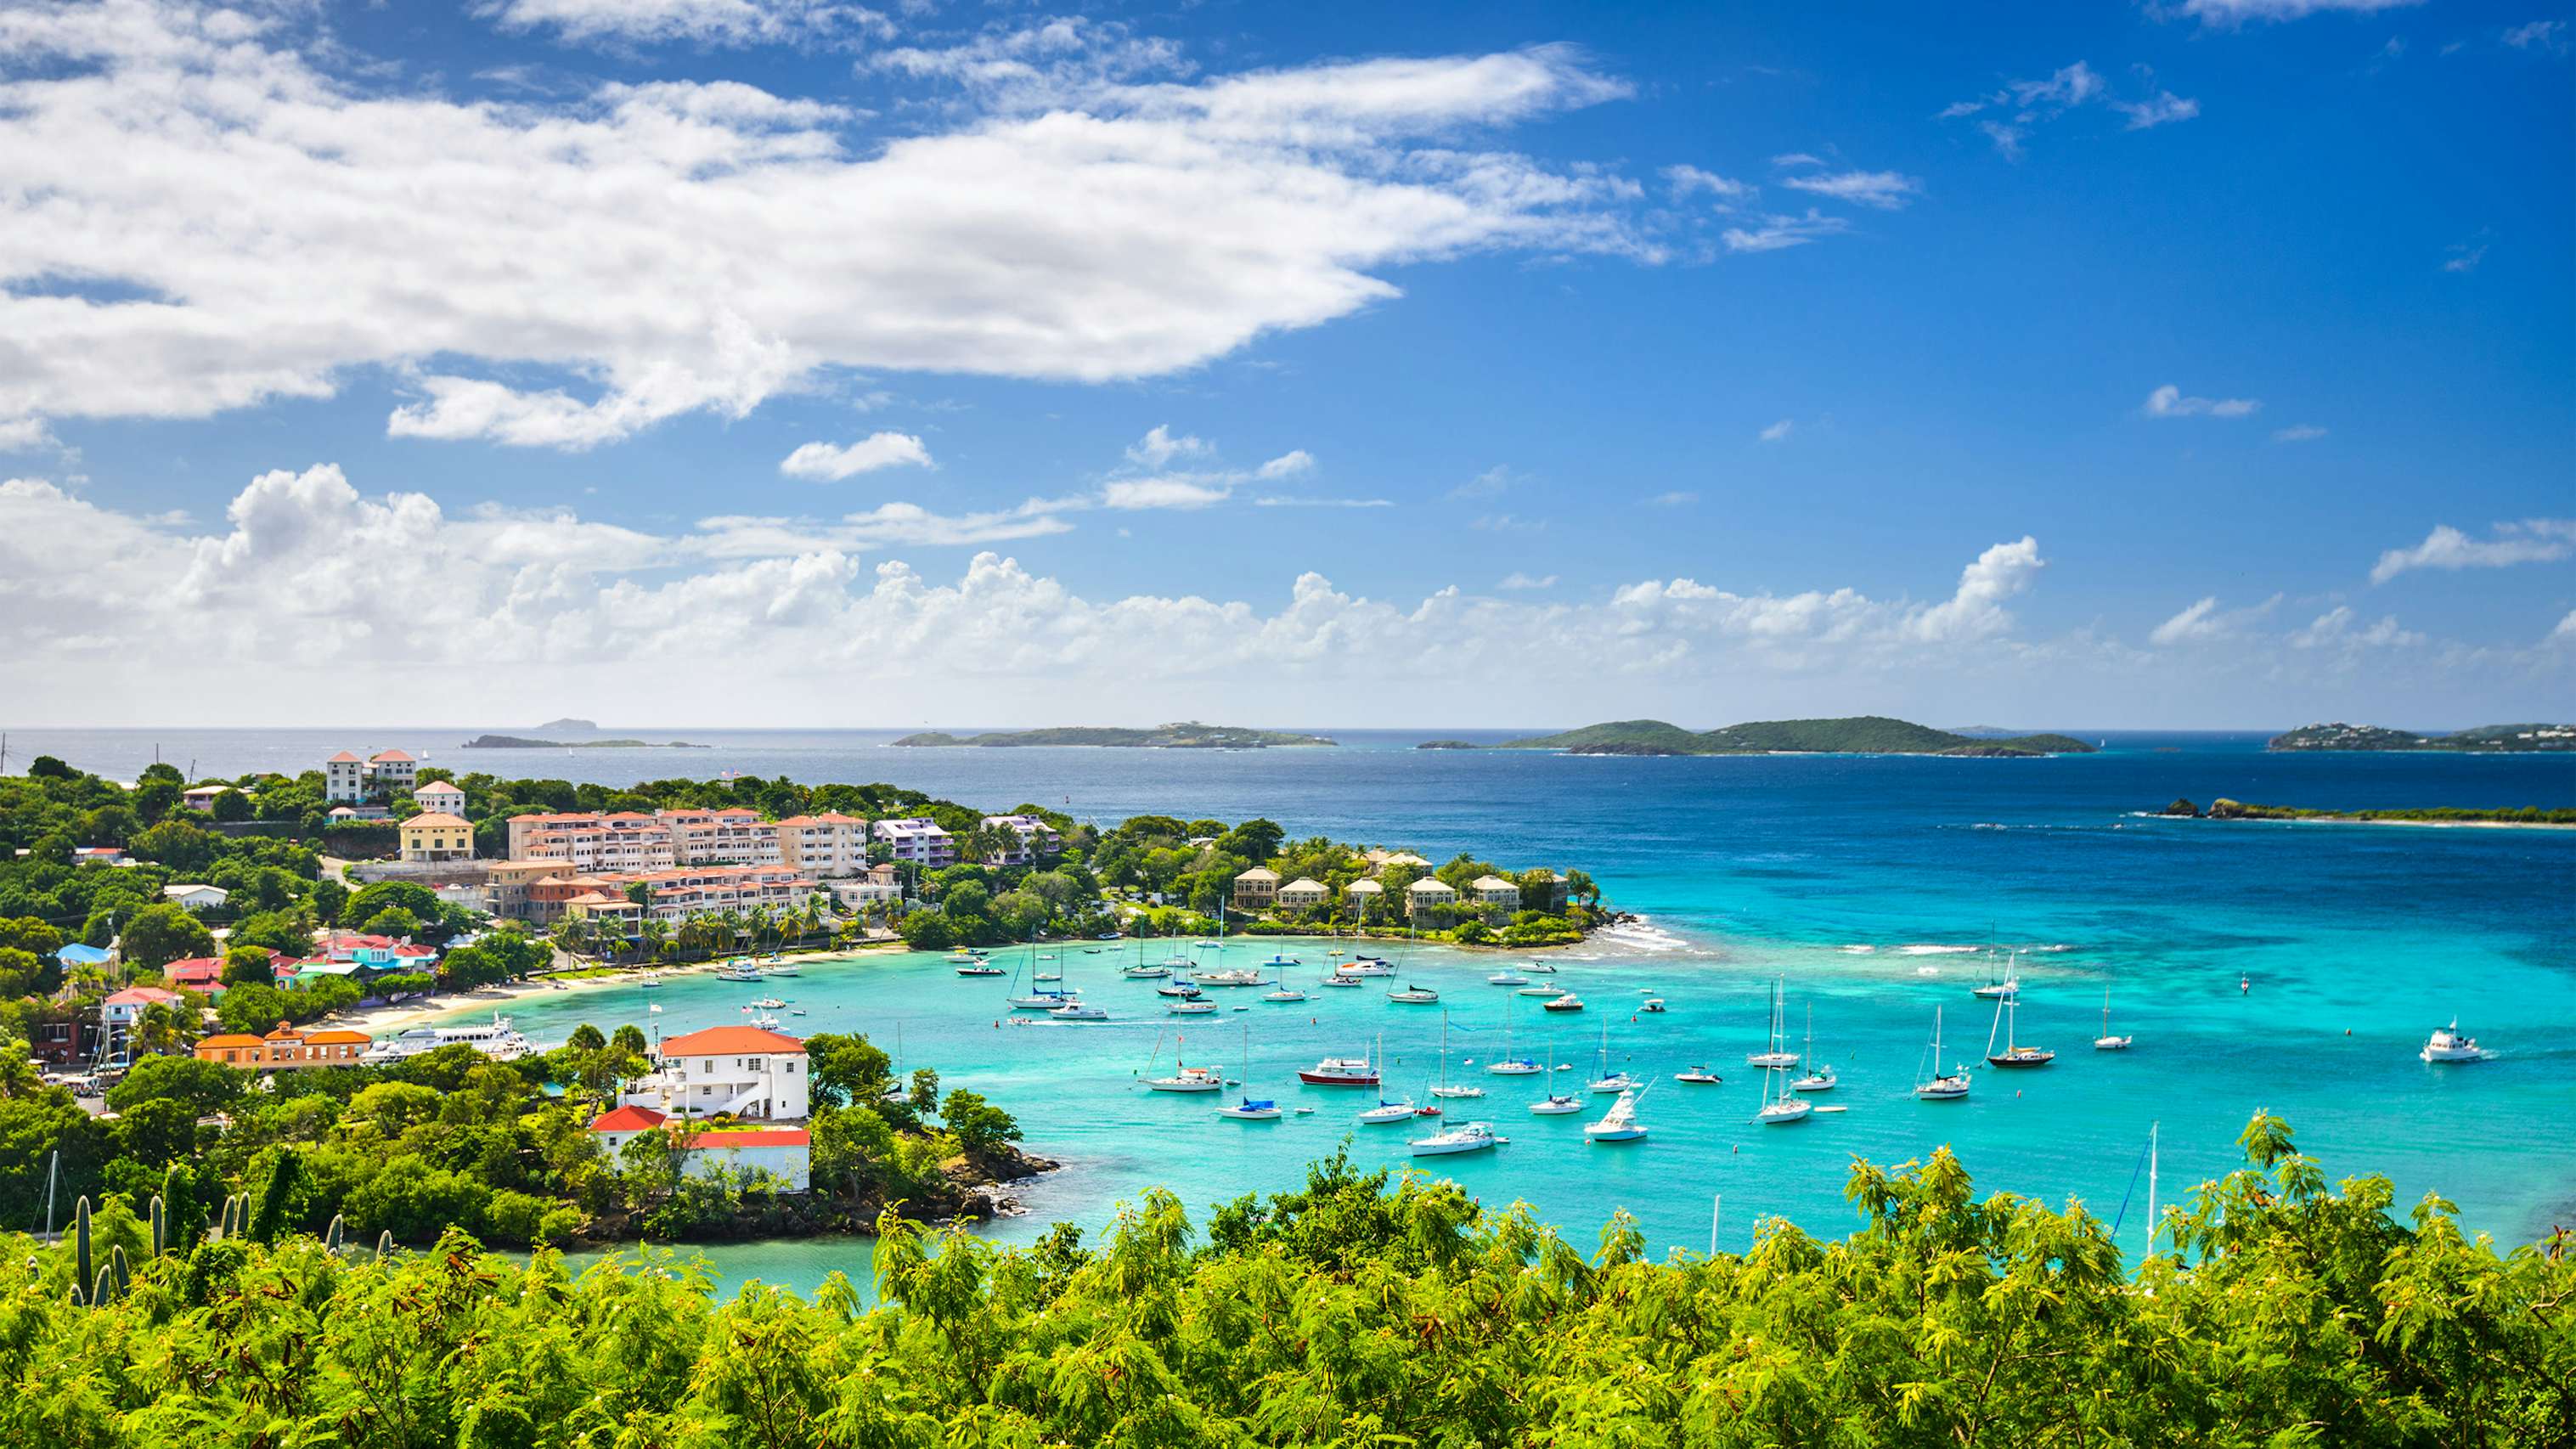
[338,939,911,1036]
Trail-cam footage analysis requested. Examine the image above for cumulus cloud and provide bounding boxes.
[478,0,892,48]
[2552,609,2576,643]
[0,419,57,452]
[2290,606,2422,650]
[779,431,934,480]
[1126,426,1214,468]
[1905,536,2044,643]
[1663,164,1754,202]
[1256,450,1316,479]
[2114,92,2202,129]
[1778,169,1923,210]
[0,4,1654,448]
[2370,520,2576,584]
[2144,384,2261,419]
[2172,0,2425,26]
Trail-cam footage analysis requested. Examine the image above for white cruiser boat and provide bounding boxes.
[1584,1090,1649,1143]
[1410,1121,1504,1156]
[955,962,1006,977]
[1317,974,1365,989]
[1261,987,1310,1003]
[1675,1067,1721,1085]
[2420,1020,2485,1063]
[748,996,786,1010]
[1193,968,1268,988]
[360,1013,533,1063]
[1542,994,1585,1012]
[1050,1003,1108,1022]
[1356,1098,1416,1125]
[1639,997,1666,1013]
[1169,1000,1217,1015]
[1387,984,1439,1003]
[1916,1005,1973,1100]
[1336,957,1395,978]
[1487,970,1530,986]
[1516,984,1564,997]
[1298,1056,1379,1087]
[713,964,762,983]
[764,962,800,978]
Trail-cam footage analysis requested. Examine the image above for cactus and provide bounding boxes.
[74,1197,93,1297]
[149,1194,167,1259]
[375,1230,392,1260]
[92,1266,113,1307]
[324,1215,344,1254]
[108,1245,130,1303]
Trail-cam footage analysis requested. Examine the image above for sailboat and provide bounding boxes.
[1583,1088,1649,1143]
[1985,990,2055,1068]
[1915,1006,1972,1099]
[1586,1018,1635,1093]
[1485,995,1542,1075]
[1971,950,2020,1000]
[1790,1002,1837,1091]
[1355,1036,1414,1121]
[1215,1020,1281,1119]
[1429,1012,1485,1098]
[1529,1042,1584,1114]
[2093,985,2133,1051]
[1752,980,1812,1125]
[1746,978,1800,1068]
[1145,1032,1225,1092]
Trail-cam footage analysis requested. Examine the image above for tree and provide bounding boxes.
[340,880,439,931]
[1217,818,1285,863]
[566,1023,606,1053]
[209,788,254,823]
[228,909,314,960]
[0,947,40,999]
[121,903,217,971]
[610,1024,649,1058]
[105,1054,246,1116]
[220,945,276,989]
[906,1067,940,1115]
[807,1033,893,1108]
[130,819,217,872]
[939,1089,1021,1153]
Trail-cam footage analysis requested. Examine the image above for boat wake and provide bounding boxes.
[1839,944,1876,954]
[1897,944,1981,956]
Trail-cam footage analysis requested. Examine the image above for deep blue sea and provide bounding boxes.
[12,724,2573,1291]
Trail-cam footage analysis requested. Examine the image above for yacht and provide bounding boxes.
[1984,992,2055,1068]
[1972,951,2020,1001]
[2094,986,2133,1052]
[713,963,762,984]
[1215,1021,1280,1118]
[1488,969,1530,986]
[1298,1056,1379,1087]
[1752,979,1813,1125]
[1585,1022,1633,1093]
[1915,1006,1973,1100]
[1169,1000,1217,1015]
[1154,979,1203,998]
[748,996,786,1010]
[1317,974,1365,989]
[1123,963,1171,979]
[1193,967,1269,989]
[1516,984,1563,997]
[1145,1058,1226,1093]
[944,951,979,965]
[1541,993,1585,1012]
[1529,1091,1584,1115]
[1337,956,1395,978]
[1387,984,1439,1004]
[1261,986,1310,1003]
[2420,1020,2485,1063]
[763,961,800,978]
[1485,1056,1542,1076]
[359,1012,533,1064]
[1356,1097,1416,1125]
[1584,1090,1649,1143]
[1639,997,1666,1013]
[1410,1120,1505,1156]
[1049,1002,1108,1023]
[1675,1066,1722,1085]
[955,962,1006,978]
[1790,1004,1837,1092]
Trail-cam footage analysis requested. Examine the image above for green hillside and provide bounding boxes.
[1499,716,2095,756]
[893,722,1336,748]
[2269,721,2573,752]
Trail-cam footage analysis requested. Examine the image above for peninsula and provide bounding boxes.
[1495,716,2097,757]
[893,722,1335,749]
[2161,798,2576,827]
[2267,722,2574,753]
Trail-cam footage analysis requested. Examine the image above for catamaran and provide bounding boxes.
[1584,1088,1649,1143]
[1790,1002,1837,1091]
[2094,985,2133,1051]
[1984,990,2055,1068]
[1753,981,1812,1125]
[1915,1005,1973,1099]
[1429,1012,1485,1098]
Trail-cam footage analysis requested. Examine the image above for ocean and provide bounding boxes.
[12,724,2573,1292]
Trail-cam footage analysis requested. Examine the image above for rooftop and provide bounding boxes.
[658,1024,806,1057]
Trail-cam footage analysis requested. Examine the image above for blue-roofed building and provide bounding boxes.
[58,943,111,969]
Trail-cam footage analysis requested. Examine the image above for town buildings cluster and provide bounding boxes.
[1230,849,1570,922]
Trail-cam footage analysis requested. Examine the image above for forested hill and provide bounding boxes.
[2269,721,2575,752]
[893,723,1336,748]
[1499,715,2097,756]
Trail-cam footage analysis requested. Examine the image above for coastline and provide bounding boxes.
[350,939,912,1036]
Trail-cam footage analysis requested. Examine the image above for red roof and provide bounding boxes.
[657,1025,805,1057]
[329,751,362,763]
[104,986,183,1006]
[163,958,224,984]
[589,1104,669,1132]
[681,1129,809,1149]
[369,749,416,762]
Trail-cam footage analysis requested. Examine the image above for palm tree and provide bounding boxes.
[639,917,671,964]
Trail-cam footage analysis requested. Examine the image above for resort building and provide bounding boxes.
[556,865,821,930]
[325,752,367,805]
[1470,875,1522,911]
[622,1024,809,1120]
[161,882,228,911]
[873,817,956,867]
[1277,877,1329,912]
[325,749,425,804]
[413,780,466,815]
[398,811,476,864]
[586,1104,810,1193]
[1371,851,1433,873]
[507,812,679,873]
[161,957,227,992]
[482,859,569,921]
[775,812,871,877]
[179,785,233,812]
[1405,877,1458,916]
[327,804,391,822]
[826,863,904,913]
[1341,878,1384,913]
[658,808,784,866]
[192,1023,375,1069]
[1232,866,1280,911]
[980,815,1062,866]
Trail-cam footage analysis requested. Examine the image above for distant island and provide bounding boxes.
[532,717,600,734]
[1415,740,1481,750]
[460,735,709,749]
[892,722,1336,749]
[1493,716,2097,758]
[2268,722,2574,753]
[2160,798,2575,828]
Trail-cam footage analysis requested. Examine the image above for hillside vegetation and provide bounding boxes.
[3,1114,2564,1446]
[2269,721,2575,752]
[893,722,1336,748]
[1502,715,2097,756]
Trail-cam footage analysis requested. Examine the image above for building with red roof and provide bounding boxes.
[623,1025,808,1122]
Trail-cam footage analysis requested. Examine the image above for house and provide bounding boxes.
[99,986,186,1032]
[161,957,228,991]
[587,1104,810,1192]
[622,1024,809,1120]
[367,750,419,792]
[162,882,229,911]
[1341,878,1384,914]
[1373,851,1433,873]
[980,815,1062,866]
[179,785,233,812]
[72,846,130,867]
[872,817,956,867]
[398,811,476,863]
[1469,875,1521,911]
[1277,877,1329,912]
[189,1023,374,1070]
[826,863,903,912]
[413,780,467,815]
[1232,866,1280,911]
[57,943,113,971]
[1405,877,1458,916]
[325,751,368,804]
[775,812,871,877]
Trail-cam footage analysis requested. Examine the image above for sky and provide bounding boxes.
[1,0,2570,730]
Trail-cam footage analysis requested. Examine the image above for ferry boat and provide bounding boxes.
[1541,993,1585,1012]
[1298,1056,1379,1087]
[359,1012,533,1064]
[1387,984,1439,1004]
[1410,1121,1504,1157]
[1584,1090,1649,1143]
[2420,1020,2485,1063]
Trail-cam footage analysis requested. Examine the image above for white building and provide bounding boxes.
[873,817,956,866]
[826,863,904,912]
[1470,874,1522,911]
[1277,877,1329,912]
[179,786,232,813]
[622,1024,809,1120]
[1405,877,1459,916]
[162,883,229,911]
[325,752,368,805]
[324,748,421,803]
[587,1104,810,1192]
[775,812,871,877]
[657,808,783,866]
[979,814,1062,866]
[413,780,466,815]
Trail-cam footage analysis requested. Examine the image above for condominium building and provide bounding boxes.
[873,817,956,866]
[507,811,679,873]
[657,807,784,866]
[324,748,420,804]
[620,1024,809,1120]
[413,780,466,815]
[555,865,821,929]
[773,812,871,877]
[980,814,1062,866]
[1232,866,1280,911]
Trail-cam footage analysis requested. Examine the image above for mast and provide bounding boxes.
[2146,1121,2160,1257]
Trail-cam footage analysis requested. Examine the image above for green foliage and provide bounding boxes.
[1501,714,2101,756]
[119,902,217,970]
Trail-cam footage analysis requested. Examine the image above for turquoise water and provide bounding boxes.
[16,726,2573,1290]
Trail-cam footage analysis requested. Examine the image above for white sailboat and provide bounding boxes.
[1915,1005,1972,1100]
[1429,1012,1485,1098]
[1984,989,2055,1068]
[1145,1032,1225,1092]
[1746,977,1800,1068]
[1215,1020,1282,1119]
[2093,985,2133,1051]
[1355,1035,1413,1122]
[1585,1018,1635,1094]
[1752,980,1812,1125]
[1971,950,2020,1001]
[1529,1043,1584,1114]
[1485,995,1542,1075]
[1790,1001,1837,1091]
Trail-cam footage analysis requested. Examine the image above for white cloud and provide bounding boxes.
[1771,152,1826,168]
[1663,164,1754,202]
[1497,572,1557,590]
[1905,536,2044,643]
[1778,169,1923,210]
[2173,0,2425,26]
[2506,20,2569,54]
[2272,424,2328,442]
[2144,384,2261,419]
[2011,61,2107,110]
[1759,418,1795,443]
[2551,609,2576,643]
[2290,606,2422,650]
[779,431,933,480]
[1646,491,1698,507]
[0,5,1654,448]
[2149,593,2281,646]
[1978,122,2029,161]
[1942,61,2197,155]
[1256,449,1316,479]
[2443,240,2489,273]
[2114,91,2202,129]
[1126,425,1215,468]
[1251,495,1389,509]
[478,0,892,48]
[0,419,57,452]
[1449,465,1523,500]
[1722,210,1851,252]
[2370,520,2576,583]
[1100,477,1234,511]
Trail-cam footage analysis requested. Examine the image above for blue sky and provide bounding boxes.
[1,0,2569,728]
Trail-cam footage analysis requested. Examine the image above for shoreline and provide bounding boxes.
[2194,815,2576,832]
[352,938,913,1035]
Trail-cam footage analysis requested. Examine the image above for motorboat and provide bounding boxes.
[2094,986,2133,1051]
[1430,1083,1486,1099]
[1356,1098,1416,1125]
[1753,978,1812,1125]
[1528,1093,1584,1115]
[1262,987,1310,1003]
[1146,1063,1226,1093]
[1298,1056,1379,1087]
[944,951,979,965]
[1984,993,2054,1068]
[1639,998,1666,1013]
[1516,984,1563,997]
[1410,1121,1505,1156]
[1388,984,1439,1004]
[1215,1097,1282,1120]
[1584,1090,1649,1143]
[1169,1000,1217,1015]
[1049,1003,1108,1022]
[1542,994,1584,1012]
[749,996,786,1010]
[764,962,800,978]
[713,964,762,984]
[637,976,661,989]
[1522,961,1558,975]
[2420,1020,2485,1063]
[955,963,1006,977]
[747,1013,781,1029]
[1337,957,1395,978]
[1263,954,1301,968]
[1675,1067,1721,1085]
[1488,970,1530,986]
[1916,1005,1973,1100]
[1035,972,1061,982]
[1317,974,1365,989]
